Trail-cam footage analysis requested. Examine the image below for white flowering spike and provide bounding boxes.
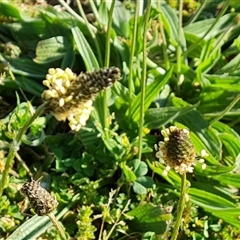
[42,67,121,131]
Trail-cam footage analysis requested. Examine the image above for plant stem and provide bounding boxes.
[186,0,207,25]
[15,152,33,178]
[101,0,116,138]
[128,1,140,122]
[99,189,116,240]
[48,212,67,240]
[137,0,151,160]
[88,1,100,22]
[170,173,187,240]
[105,200,131,240]
[176,0,183,94]
[98,216,105,240]
[58,0,97,33]
[0,102,47,198]
[157,0,170,70]
[104,1,115,68]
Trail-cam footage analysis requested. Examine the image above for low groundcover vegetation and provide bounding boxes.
[1,0,240,239]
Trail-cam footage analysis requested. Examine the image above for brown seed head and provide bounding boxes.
[20,180,58,216]
[155,126,205,175]
[76,66,121,96]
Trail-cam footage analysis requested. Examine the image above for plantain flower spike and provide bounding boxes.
[20,179,58,216]
[155,126,207,176]
[41,67,121,131]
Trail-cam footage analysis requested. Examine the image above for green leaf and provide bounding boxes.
[0,3,23,20]
[134,8,159,54]
[221,133,240,159]
[72,159,82,172]
[101,137,125,161]
[61,45,75,69]
[112,81,133,106]
[190,180,235,203]
[71,26,99,71]
[142,232,156,240]
[210,172,240,188]
[112,1,130,37]
[216,52,240,74]
[145,106,195,129]
[98,1,108,26]
[147,160,181,187]
[189,188,240,228]
[9,21,46,42]
[35,36,70,64]
[122,163,137,182]
[127,203,172,234]
[185,32,205,58]
[204,74,240,90]
[129,159,148,177]
[133,181,147,195]
[159,3,186,49]
[196,38,221,74]
[195,165,235,176]
[128,68,173,123]
[198,90,240,115]
[135,176,154,189]
[70,172,85,185]
[4,56,47,78]
[184,13,238,39]
[79,126,99,148]
[7,215,50,240]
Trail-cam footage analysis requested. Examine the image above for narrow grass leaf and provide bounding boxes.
[4,56,47,78]
[189,188,240,228]
[216,52,240,74]
[195,165,235,176]
[211,173,240,188]
[128,68,173,123]
[220,134,240,159]
[198,90,240,115]
[213,121,240,139]
[184,13,237,38]
[71,26,99,71]
[7,208,64,240]
[145,106,194,128]
[112,81,133,106]
[196,38,221,74]
[148,160,181,187]
[19,78,44,96]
